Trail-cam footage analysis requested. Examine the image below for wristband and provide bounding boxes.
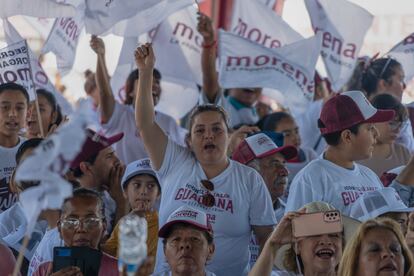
[202,40,217,49]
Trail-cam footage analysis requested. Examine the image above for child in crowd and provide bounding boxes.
[358,94,411,176]
[262,112,317,184]
[103,158,160,273]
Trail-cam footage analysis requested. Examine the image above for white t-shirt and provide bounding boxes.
[396,118,414,153]
[286,147,318,183]
[155,140,276,276]
[285,156,384,216]
[28,228,61,276]
[0,202,48,260]
[0,137,25,212]
[102,191,116,234]
[199,90,259,128]
[152,270,216,276]
[101,102,187,164]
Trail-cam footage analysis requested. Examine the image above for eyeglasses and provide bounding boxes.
[60,217,103,230]
[200,180,215,207]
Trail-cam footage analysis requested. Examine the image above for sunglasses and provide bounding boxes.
[200,180,215,207]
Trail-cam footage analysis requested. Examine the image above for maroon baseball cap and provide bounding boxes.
[70,129,124,169]
[319,91,395,135]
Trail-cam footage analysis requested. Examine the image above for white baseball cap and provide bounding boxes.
[158,206,213,238]
[121,158,159,191]
[350,187,414,221]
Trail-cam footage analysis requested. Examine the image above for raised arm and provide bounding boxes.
[134,44,167,170]
[90,35,115,123]
[197,13,220,102]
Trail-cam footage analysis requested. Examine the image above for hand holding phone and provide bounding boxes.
[292,210,343,238]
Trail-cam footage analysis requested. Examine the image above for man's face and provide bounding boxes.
[0,90,27,138]
[164,225,214,275]
[257,152,288,203]
[89,147,121,190]
[59,196,106,249]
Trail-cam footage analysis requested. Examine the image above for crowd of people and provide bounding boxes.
[1,12,414,276]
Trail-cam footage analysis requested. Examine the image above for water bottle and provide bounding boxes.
[118,214,148,276]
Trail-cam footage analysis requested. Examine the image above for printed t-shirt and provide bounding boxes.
[0,202,48,260]
[33,252,118,276]
[285,155,384,216]
[358,143,411,177]
[28,228,61,276]
[154,139,276,276]
[101,102,186,165]
[199,90,259,128]
[0,137,25,212]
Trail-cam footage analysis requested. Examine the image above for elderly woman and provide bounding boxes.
[134,43,276,276]
[249,202,360,276]
[339,218,414,276]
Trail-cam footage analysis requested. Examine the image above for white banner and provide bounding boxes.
[388,33,414,82]
[218,30,321,112]
[231,0,302,49]
[16,103,94,235]
[110,0,193,37]
[0,0,76,18]
[257,0,277,9]
[3,19,73,115]
[42,14,85,76]
[0,41,35,100]
[152,6,202,86]
[23,17,55,40]
[305,0,373,91]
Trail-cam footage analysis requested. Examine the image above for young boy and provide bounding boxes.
[103,158,160,272]
[0,83,29,212]
[285,90,394,215]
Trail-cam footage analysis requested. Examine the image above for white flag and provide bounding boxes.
[15,103,94,235]
[23,17,55,40]
[231,0,302,48]
[110,0,193,37]
[3,19,73,115]
[0,41,35,100]
[305,0,373,91]
[152,6,202,85]
[257,0,277,9]
[388,33,414,82]
[42,14,85,76]
[218,30,321,112]
[0,0,76,18]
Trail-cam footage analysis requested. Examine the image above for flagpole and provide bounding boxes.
[25,40,45,138]
[12,235,30,276]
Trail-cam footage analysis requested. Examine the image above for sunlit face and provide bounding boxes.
[26,94,56,138]
[274,116,301,148]
[356,228,404,276]
[188,111,229,166]
[87,147,121,190]
[59,197,106,249]
[229,88,262,107]
[256,152,288,203]
[297,233,343,275]
[164,226,214,276]
[349,123,379,160]
[381,66,406,102]
[0,90,27,138]
[131,75,162,106]
[124,174,160,213]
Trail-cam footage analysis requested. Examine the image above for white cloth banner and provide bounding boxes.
[0,0,76,18]
[388,33,414,82]
[110,0,193,37]
[257,0,277,9]
[3,19,73,115]
[15,103,94,235]
[218,30,321,112]
[42,14,85,76]
[0,41,35,100]
[231,0,302,48]
[152,6,202,86]
[23,17,55,40]
[305,0,373,91]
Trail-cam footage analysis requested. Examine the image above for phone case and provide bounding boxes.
[292,210,343,238]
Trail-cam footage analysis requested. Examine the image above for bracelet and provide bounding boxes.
[202,40,217,49]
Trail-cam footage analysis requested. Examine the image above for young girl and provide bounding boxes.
[262,112,317,183]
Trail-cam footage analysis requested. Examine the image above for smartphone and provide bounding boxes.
[52,246,102,276]
[292,210,343,238]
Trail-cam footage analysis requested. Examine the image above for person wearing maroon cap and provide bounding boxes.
[70,129,125,234]
[286,90,395,216]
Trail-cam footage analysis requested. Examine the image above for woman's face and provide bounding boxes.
[381,65,406,102]
[297,233,343,274]
[356,228,404,276]
[26,94,55,137]
[188,111,229,166]
[274,116,301,148]
[375,116,402,144]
